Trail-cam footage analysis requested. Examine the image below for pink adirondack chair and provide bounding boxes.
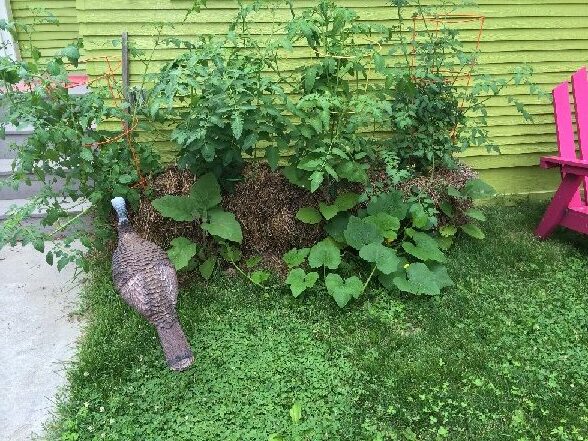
[535,67,588,239]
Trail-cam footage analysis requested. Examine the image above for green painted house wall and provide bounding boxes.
[12,0,588,196]
[10,0,82,69]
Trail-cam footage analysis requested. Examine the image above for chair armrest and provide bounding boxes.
[540,156,588,170]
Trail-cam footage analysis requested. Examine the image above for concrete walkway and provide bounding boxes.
[0,243,84,440]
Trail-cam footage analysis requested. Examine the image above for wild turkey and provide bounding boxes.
[110,197,194,371]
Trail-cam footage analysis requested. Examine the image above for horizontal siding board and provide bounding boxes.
[476,166,561,194]
[80,37,588,54]
[76,0,588,9]
[78,24,588,41]
[10,0,81,67]
[77,10,588,29]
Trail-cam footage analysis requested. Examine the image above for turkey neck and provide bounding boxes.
[116,220,134,236]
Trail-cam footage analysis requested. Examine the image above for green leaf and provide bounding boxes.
[309,171,324,192]
[57,257,69,272]
[296,207,322,224]
[61,44,80,66]
[447,186,463,199]
[460,223,485,239]
[462,179,496,199]
[168,237,198,270]
[231,113,243,140]
[45,59,62,76]
[334,192,360,211]
[33,238,44,253]
[290,401,302,424]
[245,256,262,269]
[297,157,322,172]
[364,213,400,240]
[285,268,319,297]
[152,194,194,222]
[80,148,93,162]
[250,270,270,285]
[359,242,400,275]
[304,66,317,92]
[201,142,215,162]
[45,251,54,266]
[283,166,311,190]
[31,47,41,62]
[465,208,487,222]
[308,238,341,270]
[440,201,454,218]
[201,209,243,243]
[393,263,442,296]
[402,230,446,263]
[318,202,339,221]
[429,263,454,290]
[283,247,310,267]
[117,174,133,184]
[324,212,350,243]
[199,256,216,280]
[265,145,279,171]
[367,190,409,219]
[318,192,360,221]
[437,236,454,251]
[343,216,383,251]
[336,161,367,184]
[409,203,429,229]
[149,100,160,119]
[439,225,458,237]
[221,245,241,263]
[325,273,363,308]
[190,172,222,211]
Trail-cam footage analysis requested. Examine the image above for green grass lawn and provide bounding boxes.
[48,202,588,441]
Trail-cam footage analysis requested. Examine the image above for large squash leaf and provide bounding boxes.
[201,209,243,243]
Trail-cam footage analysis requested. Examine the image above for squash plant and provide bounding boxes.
[150,173,271,285]
[438,178,496,241]
[286,188,457,307]
[151,173,242,277]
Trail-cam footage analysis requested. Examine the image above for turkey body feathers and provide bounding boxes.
[112,229,194,371]
[112,232,178,327]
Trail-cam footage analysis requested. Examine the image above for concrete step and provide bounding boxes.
[0,159,68,200]
[0,197,91,221]
[1,81,88,158]
[0,127,32,160]
[0,198,93,238]
[0,158,12,176]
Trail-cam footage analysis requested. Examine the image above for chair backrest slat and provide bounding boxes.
[553,81,577,160]
[571,67,588,202]
[572,67,588,160]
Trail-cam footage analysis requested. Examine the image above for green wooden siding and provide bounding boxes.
[48,1,588,194]
[10,0,82,69]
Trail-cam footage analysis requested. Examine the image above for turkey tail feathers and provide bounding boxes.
[156,320,194,371]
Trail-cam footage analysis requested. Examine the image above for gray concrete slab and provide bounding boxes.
[0,243,84,440]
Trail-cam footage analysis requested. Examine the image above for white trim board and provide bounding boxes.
[0,0,19,60]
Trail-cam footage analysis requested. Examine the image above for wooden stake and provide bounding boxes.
[121,32,129,104]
